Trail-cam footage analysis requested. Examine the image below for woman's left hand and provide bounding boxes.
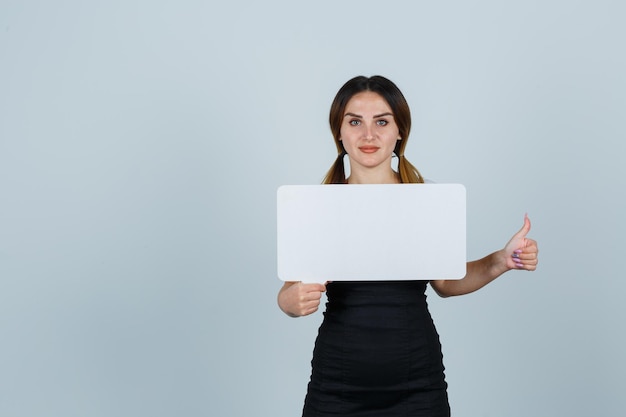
[503,214,539,271]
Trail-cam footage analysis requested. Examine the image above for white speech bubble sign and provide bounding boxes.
[277,184,466,283]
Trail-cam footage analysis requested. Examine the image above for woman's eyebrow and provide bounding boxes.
[344,112,394,118]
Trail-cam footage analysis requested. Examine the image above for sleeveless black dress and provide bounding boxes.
[302,281,450,417]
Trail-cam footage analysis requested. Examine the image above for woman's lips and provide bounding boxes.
[359,146,379,153]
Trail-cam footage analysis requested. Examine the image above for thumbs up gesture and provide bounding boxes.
[503,214,539,271]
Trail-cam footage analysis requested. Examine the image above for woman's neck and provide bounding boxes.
[347,167,400,184]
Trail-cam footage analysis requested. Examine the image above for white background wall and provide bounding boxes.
[1,1,624,416]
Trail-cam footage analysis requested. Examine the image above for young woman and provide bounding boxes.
[277,75,539,417]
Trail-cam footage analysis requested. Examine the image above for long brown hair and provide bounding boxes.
[322,75,424,184]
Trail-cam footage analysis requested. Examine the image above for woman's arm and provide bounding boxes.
[430,215,538,298]
[277,281,327,317]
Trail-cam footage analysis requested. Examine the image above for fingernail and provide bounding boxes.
[512,253,520,259]
[515,262,524,268]
[515,249,522,253]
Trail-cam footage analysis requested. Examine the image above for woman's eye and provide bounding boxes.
[349,119,361,126]
[376,120,388,126]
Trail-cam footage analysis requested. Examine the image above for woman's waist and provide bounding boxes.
[326,280,429,306]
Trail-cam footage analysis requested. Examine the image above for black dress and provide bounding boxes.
[302,281,450,417]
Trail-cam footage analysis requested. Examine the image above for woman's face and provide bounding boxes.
[340,91,400,173]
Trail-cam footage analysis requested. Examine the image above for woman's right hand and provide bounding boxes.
[277,281,327,317]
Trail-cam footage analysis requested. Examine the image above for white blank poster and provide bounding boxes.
[277,184,466,283]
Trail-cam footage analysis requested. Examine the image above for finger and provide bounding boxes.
[524,239,538,251]
[513,213,531,239]
[298,291,321,303]
[302,299,322,314]
[515,249,538,260]
[519,248,538,259]
[302,283,326,292]
[303,305,319,316]
[515,257,538,269]
[302,292,323,302]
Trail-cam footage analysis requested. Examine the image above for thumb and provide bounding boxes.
[514,213,531,239]
[306,282,326,292]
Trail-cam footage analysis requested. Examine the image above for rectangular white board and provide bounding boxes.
[277,184,466,283]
